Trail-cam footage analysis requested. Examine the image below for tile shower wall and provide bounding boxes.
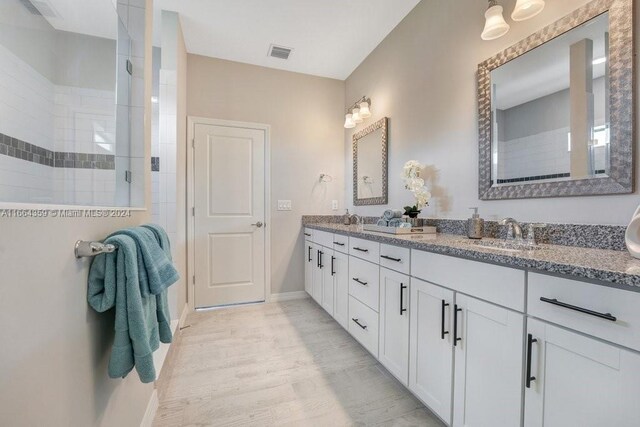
[0,33,121,205]
[0,43,55,203]
[52,86,117,205]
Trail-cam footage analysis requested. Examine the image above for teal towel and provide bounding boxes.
[108,226,178,297]
[88,227,178,383]
[141,224,173,260]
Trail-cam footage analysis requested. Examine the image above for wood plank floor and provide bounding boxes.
[153,298,445,426]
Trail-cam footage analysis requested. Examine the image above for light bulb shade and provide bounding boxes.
[481,4,510,41]
[511,0,545,21]
[352,107,363,123]
[344,113,355,129]
[359,102,371,118]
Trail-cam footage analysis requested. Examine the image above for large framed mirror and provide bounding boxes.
[478,0,633,200]
[353,117,388,205]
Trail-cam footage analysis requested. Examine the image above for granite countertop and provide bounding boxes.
[304,223,640,289]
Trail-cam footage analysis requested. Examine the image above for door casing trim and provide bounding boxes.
[186,116,272,311]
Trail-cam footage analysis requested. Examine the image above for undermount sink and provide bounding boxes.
[471,239,543,253]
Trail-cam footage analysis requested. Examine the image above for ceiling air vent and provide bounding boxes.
[19,0,57,17]
[268,44,293,60]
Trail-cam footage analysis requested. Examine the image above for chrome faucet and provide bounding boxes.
[499,217,523,241]
[350,213,362,229]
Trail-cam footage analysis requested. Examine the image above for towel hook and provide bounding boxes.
[75,240,117,258]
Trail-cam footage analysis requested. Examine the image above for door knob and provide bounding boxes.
[252,221,264,228]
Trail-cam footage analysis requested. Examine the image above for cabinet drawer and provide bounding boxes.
[314,230,334,248]
[332,234,349,254]
[379,244,410,275]
[348,296,379,358]
[303,228,313,240]
[411,250,525,312]
[349,236,380,262]
[528,273,640,352]
[349,256,380,311]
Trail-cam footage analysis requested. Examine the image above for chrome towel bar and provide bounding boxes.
[75,240,117,258]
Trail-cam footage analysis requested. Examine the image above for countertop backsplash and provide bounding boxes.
[301,215,627,252]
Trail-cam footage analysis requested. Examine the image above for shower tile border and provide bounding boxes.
[0,132,115,170]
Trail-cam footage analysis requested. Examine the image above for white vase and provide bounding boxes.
[625,205,640,259]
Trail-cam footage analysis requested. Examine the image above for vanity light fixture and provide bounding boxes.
[511,0,545,21]
[481,0,510,41]
[344,96,372,128]
[344,113,356,129]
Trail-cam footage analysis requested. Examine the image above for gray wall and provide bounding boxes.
[345,0,640,225]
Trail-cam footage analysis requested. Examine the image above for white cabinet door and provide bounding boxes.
[322,249,335,315]
[333,251,349,329]
[311,244,324,305]
[525,319,640,427]
[409,278,454,425]
[453,294,524,427]
[379,267,410,385]
[304,240,314,296]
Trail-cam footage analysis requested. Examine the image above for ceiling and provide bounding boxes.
[38,0,118,39]
[492,13,609,110]
[153,0,421,80]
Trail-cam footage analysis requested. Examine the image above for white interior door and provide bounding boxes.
[193,122,266,308]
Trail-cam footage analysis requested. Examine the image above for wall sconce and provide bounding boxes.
[344,96,372,128]
[319,174,333,183]
[481,0,545,41]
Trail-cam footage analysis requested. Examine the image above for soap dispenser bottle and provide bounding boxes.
[343,209,351,225]
[467,207,484,239]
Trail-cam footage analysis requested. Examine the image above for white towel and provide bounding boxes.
[383,209,403,220]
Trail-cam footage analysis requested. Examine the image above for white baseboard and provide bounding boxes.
[178,303,189,329]
[270,291,310,302]
[153,319,179,379]
[140,389,158,427]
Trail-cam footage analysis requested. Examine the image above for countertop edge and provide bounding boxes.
[303,223,640,290]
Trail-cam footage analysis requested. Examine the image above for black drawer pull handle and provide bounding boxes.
[352,318,367,330]
[353,247,369,253]
[317,250,323,269]
[381,255,402,262]
[334,242,345,246]
[304,233,311,237]
[540,297,617,322]
[526,333,538,388]
[308,246,312,262]
[441,300,450,339]
[400,283,407,315]
[352,278,368,286]
[453,304,462,346]
[331,256,336,276]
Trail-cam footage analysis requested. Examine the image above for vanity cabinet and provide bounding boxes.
[332,251,349,329]
[409,278,454,425]
[304,226,640,427]
[379,267,410,385]
[321,248,335,315]
[525,319,640,427]
[312,244,324,305]
[452,294,524,427]
[304,239,314,296]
